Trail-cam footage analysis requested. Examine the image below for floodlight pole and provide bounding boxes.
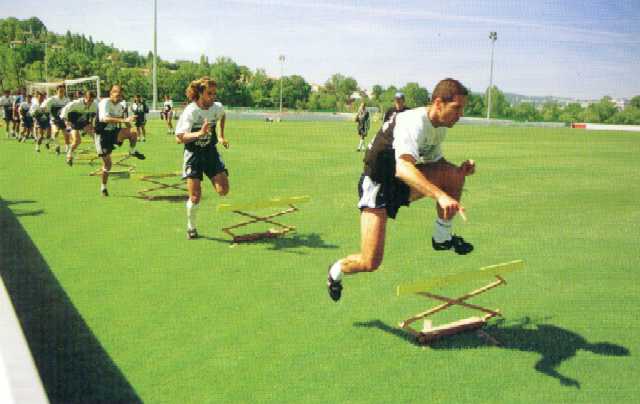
[44,29,48,83]
[486,31,497,120]
[278,54,285,118]
[152,0,158,111]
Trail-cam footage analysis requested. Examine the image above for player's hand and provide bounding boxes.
[460,159,476,176]
[199,119,210,137]
[437,193,467,221]
[218,137,229,149]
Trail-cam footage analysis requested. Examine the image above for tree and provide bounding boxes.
[248,68,275,108]
[512,102,541,122]
[464,92,484,117]
[541,101,561,122]
[484,85,511,118]
[629,96,640,109]
[270,75,310,110]
[558,102,584,123]
[400,82,429,108]
[582,96,617,123]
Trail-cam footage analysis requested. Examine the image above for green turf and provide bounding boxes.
[1,120,638,403]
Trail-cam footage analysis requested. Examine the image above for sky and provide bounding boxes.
[2,0,639,99]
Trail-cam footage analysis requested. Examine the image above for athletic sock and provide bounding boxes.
[186,200,199,230]
[101,184,107,191]
[433,218,453,243]
[329,260,343,281]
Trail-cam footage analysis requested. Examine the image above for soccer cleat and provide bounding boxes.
[327,267,343,302]
[187,228,199,240]
[66,157,73,166]
[130,151,146,160]
[45,142,50,150]
[432,235,474,255]
[101,188,109,197]
[55,145,60,155]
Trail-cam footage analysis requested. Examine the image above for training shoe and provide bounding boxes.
[45,142,50,149]
[432,235,474,255]
[187,228,199,240]
[327,267,343,302]
[66,157,73,166]
[55,145,60,155]
[101,188,109,197]
[130,151,146,160]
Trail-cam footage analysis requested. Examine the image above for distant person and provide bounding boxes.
[60,90,98,166]
[0,89,13,137]
[95,85,146,196]
[355,102,370,152]
[18,93,34,142]
[31,91,52,152]
[163,95,174,134]
[383,92,409,122]
[175,77,229,240]
[12,89,23,138]
[45,84,71,155]
[131,95,149,142]
[327,78,475,301]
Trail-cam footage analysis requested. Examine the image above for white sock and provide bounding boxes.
[186,200,199,230]
[358,139,364,150]
[329,260,343,281]
[433,218,453,243]
[101,183,107,191]
[130,146,137,153]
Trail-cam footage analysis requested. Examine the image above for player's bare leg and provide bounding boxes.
[186,178,202,239]
[100,154,112,196]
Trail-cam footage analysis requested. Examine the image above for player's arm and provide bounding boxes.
[176,119,209,144]
[217,114,229,148]
[99,102,133,124]
[395,154,465,219]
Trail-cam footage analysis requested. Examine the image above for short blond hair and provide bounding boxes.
[186,77,217,102]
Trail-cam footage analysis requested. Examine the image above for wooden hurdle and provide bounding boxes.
[135,172,187,201]
[396,260,524,345]
[217,196,311,243]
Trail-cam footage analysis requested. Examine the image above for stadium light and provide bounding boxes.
[486,31,498,120]
[152,0,158,111]
[279,54,285,118]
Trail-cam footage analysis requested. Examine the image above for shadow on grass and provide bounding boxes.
[202,232,338,254]
[133,194,188,203]
[0,197,141,403]
[354,317,630,389]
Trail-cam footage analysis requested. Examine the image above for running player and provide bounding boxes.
[12,89,23,139]
[175,77,229,239]
[46,84,71,155]
[31,91,52,152]
[131,95,148,142]
[18,93,34,142]
[383,92,410,122]
[95,85,146,196]
[163,95,174,134]
[60,90,98,165]
[327,78,475,301]
[0,90,13,137]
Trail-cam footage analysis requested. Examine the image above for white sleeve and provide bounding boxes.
[393,118,422,161]
[60,101,72,119]
[98,100,109,122]
[175,108,193,135]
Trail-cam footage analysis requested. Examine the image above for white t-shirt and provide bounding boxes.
[175,101,225,135]
[392,107,446,164]
[163,100,173,111]
[98,98,126,130]
[0,95,11,108]
[41,95,70,119]
[60,98,98,120]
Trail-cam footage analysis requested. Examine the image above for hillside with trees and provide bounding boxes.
[1,17,639,123]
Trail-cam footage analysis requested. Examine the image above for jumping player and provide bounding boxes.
[163,95,174,134]
[46,84,71,155]
[95,85,146,196]
[327,78,476,301]
[175,77,229,239]
[60,90,98,165]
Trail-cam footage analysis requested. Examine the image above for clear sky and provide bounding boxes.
[2,0,639,99]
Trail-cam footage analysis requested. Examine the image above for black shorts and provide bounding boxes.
[135,117,146,127]
[357,174,410,219]
[36,119,51,130]
[2,108,11,121]
[95,128,121,156]
[22,117,34,129]
[52,117,65,129]
[183,151,228,181]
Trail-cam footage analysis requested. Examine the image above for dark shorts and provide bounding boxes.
[36,119,51,130]
[135,117,146,127]
[183,151,228,181]
[95,128,121,156]
[52,117,65,130]
[2,108,11,121]
[22,117,34,129]
[357,173,410,219]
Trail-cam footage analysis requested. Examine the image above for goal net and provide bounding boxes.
[26,75,101,99]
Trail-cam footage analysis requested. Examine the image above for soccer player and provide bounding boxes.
[0,90,13,137]
[60,90,98,165]
[163,95,174,134]
[383,91,409,122]
[175,77,229,239]
[355,102,370,152]
[12,89,23,139]
[31,91,52,152]
[130,95,148,142]
[327,78,476,301]
[18,93,34,142]
[46,84,71,155]
[95,85,146,196]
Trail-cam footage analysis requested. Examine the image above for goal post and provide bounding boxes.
[25,75,101,98]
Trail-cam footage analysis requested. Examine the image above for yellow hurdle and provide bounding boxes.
[217,196,311,212]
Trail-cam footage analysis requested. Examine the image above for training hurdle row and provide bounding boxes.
[396,260,525,345]
[134,172,187,201]
[74,152,136,177]
[217,196,311,243]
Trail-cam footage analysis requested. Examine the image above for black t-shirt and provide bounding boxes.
[383,106,410,123]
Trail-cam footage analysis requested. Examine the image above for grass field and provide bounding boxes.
[1,119,639,403]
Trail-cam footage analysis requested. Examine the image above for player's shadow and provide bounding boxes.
[0,198,44,217]
[133,194,188,203]
[354,317,630,389]
[0,197,141,403]
[203,232,338,253]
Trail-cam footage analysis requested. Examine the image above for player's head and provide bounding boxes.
[36,91,46,103]
[84,90,96,104]
[56,84,66,96]
[109,85,123,103]
[25,93,32,100]
[430,78,468,128]
[394,92,405,110]
[186,77,217,108]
